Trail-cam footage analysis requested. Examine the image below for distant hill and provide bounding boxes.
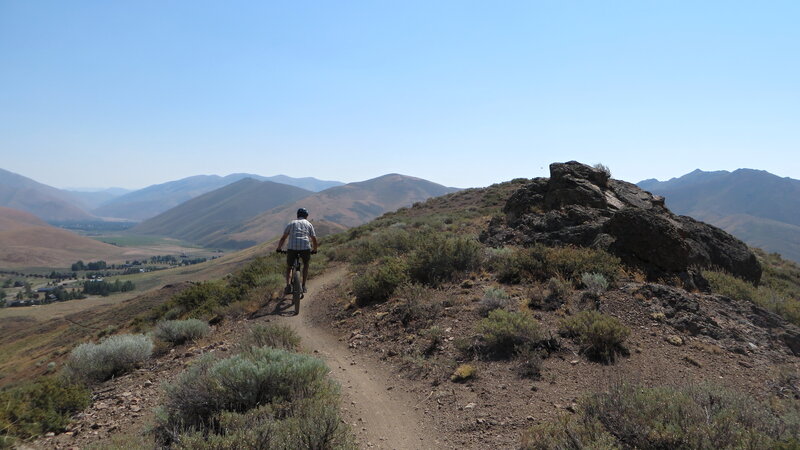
[92,174,343,221]
[262,175,343,192]
[65,188,131,210]
[638,168,800,262]
[132,178,313,245]
[0,168,95,222]
[91,174,257,221]
[0,206,123,267]
[208,174,459,249]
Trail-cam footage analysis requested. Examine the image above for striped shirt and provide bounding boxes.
[284,219,316,250]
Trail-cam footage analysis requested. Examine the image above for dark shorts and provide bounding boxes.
[286,249,311,267]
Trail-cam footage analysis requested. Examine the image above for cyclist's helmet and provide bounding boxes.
[297,208,309,219]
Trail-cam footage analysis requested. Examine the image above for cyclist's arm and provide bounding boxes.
[276,232,289,251]
[311,236,318,253]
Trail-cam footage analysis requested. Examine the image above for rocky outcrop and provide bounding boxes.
[481,161,762,286]
[625,283,800,357]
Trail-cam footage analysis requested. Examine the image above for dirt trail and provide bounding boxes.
[271,267,445,450]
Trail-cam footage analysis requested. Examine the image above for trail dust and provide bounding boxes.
[270,266,445,450]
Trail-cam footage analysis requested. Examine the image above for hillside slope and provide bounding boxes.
[92,174,343,221]
[131,178,313,245]
[91,174,257,221]
[65,188,130,210]
[209,174,459,249]
[0,206,123,267]
[638,168,800,261]
[262,174,343,192]
[0,168,94,222]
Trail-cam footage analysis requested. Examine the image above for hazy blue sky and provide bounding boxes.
[1,1,798,190]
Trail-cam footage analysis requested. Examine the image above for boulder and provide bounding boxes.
[482,161,762,285]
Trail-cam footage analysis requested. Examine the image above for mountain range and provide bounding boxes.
[5,164,799,264]
[139,173,459,249]
[0,168,456,264]
[92,174,343,221]
[638,169,800,262]
[0,169,344,223]
[131,178,314,245]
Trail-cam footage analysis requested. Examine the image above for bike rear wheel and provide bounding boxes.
[291,269,302,314]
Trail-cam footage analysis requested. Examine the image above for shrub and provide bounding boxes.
[593,163,612,178]
[578,383,800,449]
[484,247,515,273]
[421,326,444,355]
[494,245,623,285]
[157,347,333,437]
[475,310,543,358]
[477,286,515,317]
[523,383,800,449]
[495,247,543,284]
[0,377,90,442]
[541,246,623,283]
[350,228,416,265]
[521,415,617,450]
[391,283,442,329]
[705,269,800,327]
[450,364,476,382]
[353,257,409,306]
[146,255,288,324]
[63,334,153,383]
[560,311,629,363]
[240,323,300,351]
[228,255,286,296]
[152,319,210,346]
[515,347,545,380]
[581,272,609,296]
[529,277,573,311]
[772,365,800,400]
[704,270,759,303]
[408,234,482,286]
[172,397,355,450]
[170,280,234,318]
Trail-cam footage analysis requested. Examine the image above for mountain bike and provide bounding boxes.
[276,250,313,315]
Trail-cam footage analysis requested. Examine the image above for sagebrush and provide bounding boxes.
[240,323,300,351]
[153,319,210,346]
[155,347,352,448]
[523,382,800,449]
[0,377,90,443]
[63,334,153,383]
[474,309,543,358]
[560,311,629,363]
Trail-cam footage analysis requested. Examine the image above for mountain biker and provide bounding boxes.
[275,207,318,294]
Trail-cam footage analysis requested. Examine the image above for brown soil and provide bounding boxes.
[308,270,800,449]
